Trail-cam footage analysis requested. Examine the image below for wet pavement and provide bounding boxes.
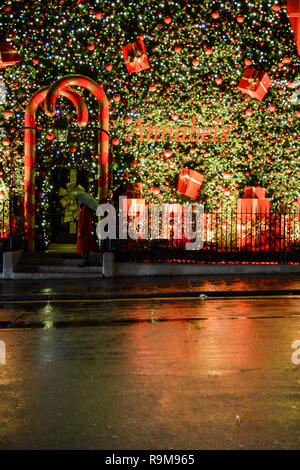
[0,273,299,301]
[0,293,300,450]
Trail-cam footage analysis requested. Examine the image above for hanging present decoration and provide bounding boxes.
[177,168,204,199]
[0,79,6,104]
[122,40,150,74]
[0,40,22,69]
[237,68,272,101]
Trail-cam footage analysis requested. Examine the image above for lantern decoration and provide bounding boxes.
[177,168,204,199]
[122,39,150,74]
[237,68,272,101]
[0,40,22,69]
[54,116,69,142]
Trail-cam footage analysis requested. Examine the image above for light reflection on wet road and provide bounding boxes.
[0,298,300,450]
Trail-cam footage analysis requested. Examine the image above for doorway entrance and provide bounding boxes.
[49,167,89,245]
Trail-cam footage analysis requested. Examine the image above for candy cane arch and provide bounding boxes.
[24,86,89,251]
[45,75,109,204]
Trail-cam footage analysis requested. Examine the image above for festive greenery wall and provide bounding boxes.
[0,0,299,245]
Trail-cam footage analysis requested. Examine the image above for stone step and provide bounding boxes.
[19,252,103,266]
[18,257,102,267]
[47,243,77,253]
[12,272,104,279]
[17,265,102,274]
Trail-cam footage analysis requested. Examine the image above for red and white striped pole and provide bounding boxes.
[24,87,89,251]
[45,75,109,203]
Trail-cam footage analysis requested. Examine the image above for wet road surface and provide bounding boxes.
[0,297,300,450]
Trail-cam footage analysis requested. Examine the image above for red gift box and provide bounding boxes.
[0,40,22,69]
[125,182,143,198]
[237,197,271,250]
[122,40,150,74]
[244,186,266,199]
[294,195,300,220]
[120,198,147,240]
[121,198,146,216]
[237,68,272,101]
[237,186,270,223]
[237,198,270,215]
[177,168,204,199]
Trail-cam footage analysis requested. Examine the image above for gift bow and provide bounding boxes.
[58,182,85,223]
[125,43,148,72]
[127,42,143,63]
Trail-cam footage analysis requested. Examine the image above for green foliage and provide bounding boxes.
[0,0,299,244]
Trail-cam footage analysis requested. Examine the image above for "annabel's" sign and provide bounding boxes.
[125,115,233,144]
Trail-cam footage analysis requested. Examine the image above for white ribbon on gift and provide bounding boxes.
[180,173,202,186]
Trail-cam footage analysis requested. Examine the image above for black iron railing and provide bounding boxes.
[113,211,300,264]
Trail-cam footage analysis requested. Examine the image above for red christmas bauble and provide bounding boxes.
[112,138,120,145]
[272,4,281,12]
[2,138,10,146]
[192,59,200,67]
[152,187,161,196]
[164,16,172,25]
[236,16,245,24]
[211,12,220,19]
[245,109,253,117]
